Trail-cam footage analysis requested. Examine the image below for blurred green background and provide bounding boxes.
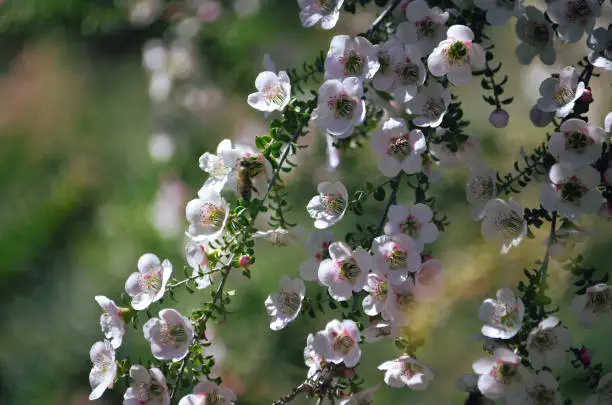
[0,1,611,404]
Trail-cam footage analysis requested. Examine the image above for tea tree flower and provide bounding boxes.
[385,282,418,326]
[338,385,380,405]
[536,67,585,118]
[89,341,117,400]
[396,0,449,55]
[324,35,379,81]
[265,276,306,330]
[548,118,606,167]
[384,203,439,252]
[473,348,531,400]
[547,0,601,43]
[304,333,324,378]
[123,365,169,405]
[298,0,345,30]
[95,296,126,349]
[585,373,612,405]
[307,181,349,229]
[466,163,497,220]
[389,44,427,103]
[318,241,372,301]
[313,319,361,367]
[362,272,392,318]
[143,308,194,361]
[185,238,214,289]
[479,288,525,339]
[370,118,427,177]
[515,6,556,65]
[312,77,366,138]
[178,381,236,405]
[474,0,523,26]
[362,321,395,342]
[247,70,291,112]
[199,139,233,192]
[218,142,273,200]
[481,198,527,254]
[300,230,335,281]
[372,37,404,92]
[372,234,422,285]
[587,26,612,71]
[254,226,304,246]
[540,163,601,220]
[520,371,563,405]
[526,316,572,369]
[378,355,434,390]
[413,257,445,302]
[406,81,451,128]
[571,283,612,327]
[185,187,230,240]
[427,25,486,86]
[125,253,172,310]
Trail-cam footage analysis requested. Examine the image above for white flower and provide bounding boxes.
[430,132,482,167]
[585,373,612,405]
[199,139,233,193]
[406,81,451,127]
[413,257,445,302]
[362,272,392,318]
[143,308,194,361]
[536,67,585,118]
[466,163,497,220]
[247,71,291,112]
[548,118,606,167]
[385,281,418,326]
[396,0,449,55]
[481,198,527,254]
[472,348,531,400]
[178,381,236,405]
[185,238,214,289]
[479,287,525,339]
[298,0,345,30]
[300,231,336,281]
[571,283,612,327]
[304,333,324,378]
[372,37,403,93]
[265,276,306,330]
[547,0,601,43]
[312,77,366,138]
[427,25,486,86]
[526,316,572,369]
[89,341,117,400]
[123,365,169,405]
[318,241,372,301]
[95,296,126,350]
[548,227,587,262]
[219,142,273,200]
[313,319,361,367]
[338,385,380,405]
[324,35,379,81]
[515,6,556,65]
[326,134,342,171]
[125,253,172,310]
[370,118,427,177]
[588,26,612,71]
[384,203,439,252]
[362,321,395,342]
[185,187,229,240]
[378,355,434,390]
[474,0,523,25]
[307,181,349,229]
[389,44,428,103]
[254,226,304,246]
[520,371,563,405]
[540,163,601,220]
[372,234,422,285]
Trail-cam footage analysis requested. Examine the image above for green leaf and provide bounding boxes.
[373,187,386,201]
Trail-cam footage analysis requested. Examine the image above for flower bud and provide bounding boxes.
[343,369,355,378]
[238,255,251,268]
[529,105,554,127]
[489,108,509,128]
[577,346,592,367]
[579,89,593,104]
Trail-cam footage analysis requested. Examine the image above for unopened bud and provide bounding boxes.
[239,255,251,268]
[343,369,355,378]
[489,108,509,128]
[579,89,593,104]
[578,346,592,367]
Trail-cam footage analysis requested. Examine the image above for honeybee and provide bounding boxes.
[237,158,265,200]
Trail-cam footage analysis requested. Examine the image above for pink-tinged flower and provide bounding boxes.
[547,0,601,43]
[338,385,380,405]
[89,341,117,400]
[265,276,305,330]
[472,348,532,400]
[479,288,525,339]
[178,381,236,405]
[548,118,606,167]
[427,25,486,86]
[480,198,527,254]
[185,187,229,240]
[372,234,422,285]
[362,272,392,318]
[95,296,126,350]
[515,6,556,65]
[536,67,585,118]
[396,0,449,55]
[298,0,345,30]
[313,319,361,367]
[384,203,439,252]
[247,70,291,112]
[370,117,427,177]
[300,231,336,281]
[571,283,612,327]
[312,77,366,138]
[406,81,451,128]
[526,316,572,369]
[324,35,379,81]
[304,333,325,378]
[123,365,169,405]
[143,308,194,361]
[125,253,173,310]
[378,355,434,389]
[307,181,349,229]
[318,241,372,301]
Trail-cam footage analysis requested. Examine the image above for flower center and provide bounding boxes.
[491,361,519,384]
[341,50,363,76]
[531,330,558,351]
[278,290,301,315]
[332,333,355,355]
[317,0,339,14]
[140,272,163,295]
[566,0,591,20]
[378,51,390,74]
[558,178,586,203]
[586,290,611,315]
[387,135,411,160]
[320,193,346,216]
[415,17,437,38]
[400,216,420,237]
[565,130,592,153]
[371,279,388,301]
[93,352,113,375]
[520,21,550,47]
[446,41,469,64]
[199,391,221,405]
[552,85,575,107]
[263,83,288,107]
[328,93,356,119]
[422,98,446,118]
[200,203,225,228]
[134,380,164,402]
[468,175,496,201]
[160,323,188,346]
[339,259,361,284]
[394,59,420,85]
[386,247,408,270]
[491,303,519,330]
[401,361,423,378]
[501,212,525,238]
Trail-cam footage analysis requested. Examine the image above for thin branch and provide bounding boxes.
[375,173,402,234]
[167,269,223,290]
[364,0,403,39]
